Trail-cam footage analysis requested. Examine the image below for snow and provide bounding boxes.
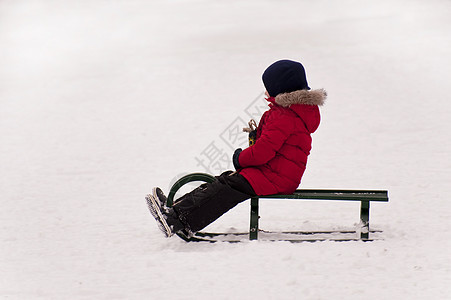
[1,0,450,299]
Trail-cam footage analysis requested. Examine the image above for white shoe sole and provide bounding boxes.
[145,193,173,237]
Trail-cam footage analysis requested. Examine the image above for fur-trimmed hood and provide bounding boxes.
[271,88,326,134]
[275,88,327,107]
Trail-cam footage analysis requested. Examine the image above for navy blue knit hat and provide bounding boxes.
[262,60,310,97]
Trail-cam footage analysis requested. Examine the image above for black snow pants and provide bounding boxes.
[172,171,256,232]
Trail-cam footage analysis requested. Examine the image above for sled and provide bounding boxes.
[167,173,389,242]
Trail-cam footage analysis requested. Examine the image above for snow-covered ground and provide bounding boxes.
[1,0,450,299]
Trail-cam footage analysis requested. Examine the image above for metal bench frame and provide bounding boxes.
[167,173,389,241]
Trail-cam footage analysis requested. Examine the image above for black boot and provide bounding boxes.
[152,187,191,235]
[163,207,186,233]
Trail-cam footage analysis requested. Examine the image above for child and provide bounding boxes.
[147,59,326,238]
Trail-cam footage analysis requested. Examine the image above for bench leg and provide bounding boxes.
[360,201,370,240]
[250,197,259,240]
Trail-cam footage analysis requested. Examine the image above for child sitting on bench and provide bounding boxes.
[146,59,327,238]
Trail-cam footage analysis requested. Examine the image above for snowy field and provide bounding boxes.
[1,0,451,299]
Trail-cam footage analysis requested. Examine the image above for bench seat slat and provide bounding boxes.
[259,189,389,202]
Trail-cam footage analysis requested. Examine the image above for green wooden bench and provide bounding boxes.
[167,173,389,242]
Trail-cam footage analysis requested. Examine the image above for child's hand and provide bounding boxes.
[243,119,258,147]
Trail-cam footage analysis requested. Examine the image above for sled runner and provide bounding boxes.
[167,173,389,242]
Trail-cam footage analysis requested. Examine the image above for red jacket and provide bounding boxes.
[239,89,326,195]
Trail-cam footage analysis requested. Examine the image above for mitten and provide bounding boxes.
[243,119,257,147]
[232,148,242,170]
[248,130,257,146]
